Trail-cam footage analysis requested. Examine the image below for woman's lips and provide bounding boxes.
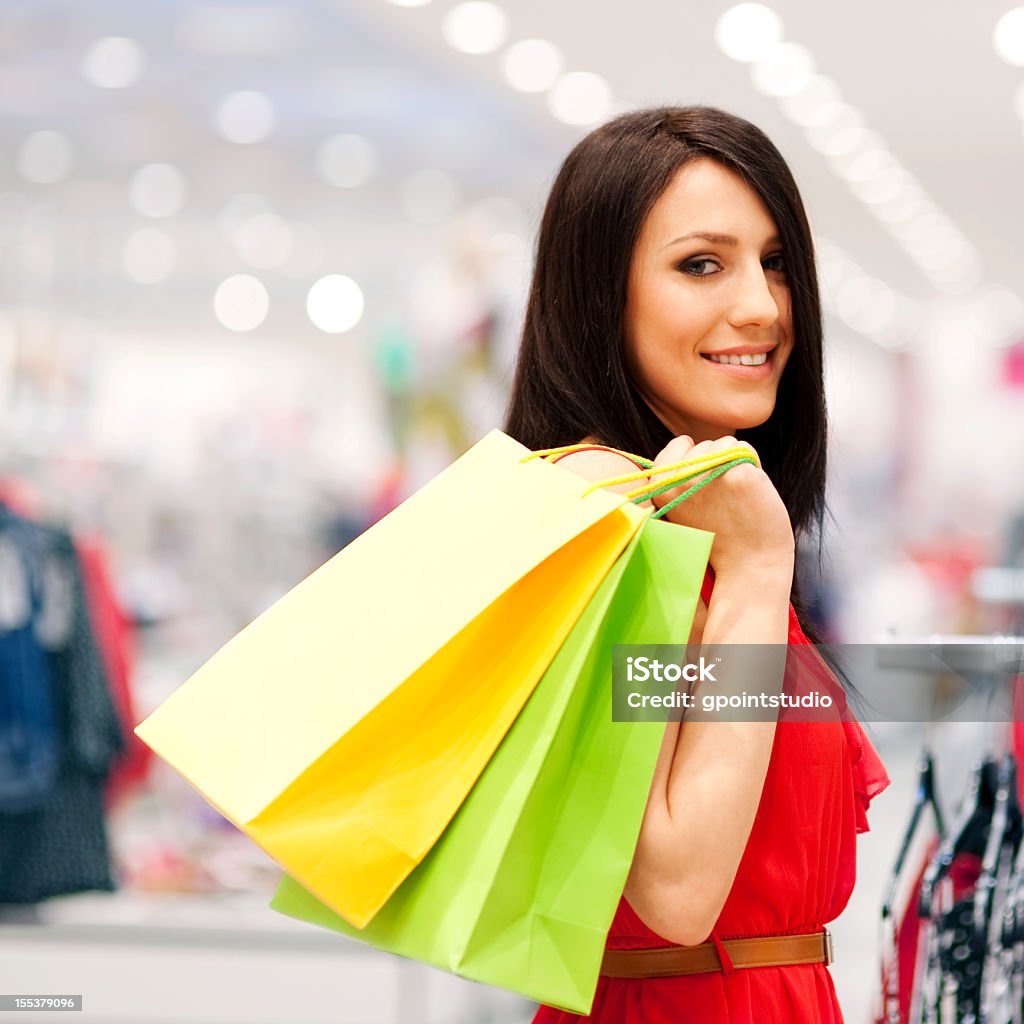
[699,348,775,380]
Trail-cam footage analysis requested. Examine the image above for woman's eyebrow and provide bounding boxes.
[662,231,781,250]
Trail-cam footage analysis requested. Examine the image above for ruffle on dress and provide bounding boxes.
[842,718,891,834]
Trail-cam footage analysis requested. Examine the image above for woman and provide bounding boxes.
[504,106,890,1022]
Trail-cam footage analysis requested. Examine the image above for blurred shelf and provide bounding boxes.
[0,892,534,1024]
[1,891,356,952]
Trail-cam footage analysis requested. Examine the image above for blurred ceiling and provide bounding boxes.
[352,0,1024,306]
[0,0,1021,340]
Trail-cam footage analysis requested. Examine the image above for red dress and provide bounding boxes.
[533,582,890,1024]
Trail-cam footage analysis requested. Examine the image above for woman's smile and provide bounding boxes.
[699,345,776,379]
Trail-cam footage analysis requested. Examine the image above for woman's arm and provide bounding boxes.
[622,563,790,945]
[556,440,793,947]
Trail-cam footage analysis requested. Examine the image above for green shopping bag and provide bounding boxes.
[271,515,712,1013]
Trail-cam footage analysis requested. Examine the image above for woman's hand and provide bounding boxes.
[648,435,794,581]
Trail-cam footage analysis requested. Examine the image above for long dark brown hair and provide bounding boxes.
[504,105,830,642]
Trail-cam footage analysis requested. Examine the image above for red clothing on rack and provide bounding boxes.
[873,837,940,1024]
[1011,678,1024,809]
[533,573,890,1024]
[76,535,150,807]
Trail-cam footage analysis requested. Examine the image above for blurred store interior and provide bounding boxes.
[1,0,1024,1021]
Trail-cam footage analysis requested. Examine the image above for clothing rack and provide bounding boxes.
[0,494,144,907]
[874,626,1024,1024]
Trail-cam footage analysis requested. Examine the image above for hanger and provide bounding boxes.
[880,730,946,1024]
[999,824,1024,1020]
[883,747,945,922]
[972,755,1022,947]
[881,701,944,925]
[919,757,999,919]
[919,667,1015,923]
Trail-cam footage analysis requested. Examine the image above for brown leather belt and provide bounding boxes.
[600,929,833,978]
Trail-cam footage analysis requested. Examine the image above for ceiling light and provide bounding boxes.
[804,104,866,156]
[234,213,293,269]
[849,167,910,205]
[213,274,269,332]
[994,7,1024,66]
[872,188,929,224]
[778,74,841,126]
[750,42,815,97]
[316,134,377,188]
[82,36,145,89]
[714,3,783,62]
[973,286,1024,346]
[838,148,898,183]
[219,193,274,234]
[913,244,964,273]
[129,163,187,218]
[836,277,898,335]
[752,26,985,300]
[548,71,612,126]
[215,90,275,144]
[929,261,982,295]
[17,131,73,185]
[816,237,918,347]
[899,211,955,245]
[123,228,176,283]
[502,39,564,92]
[307,275,364,333]
[442,2,508,55]
[823,131,884,179]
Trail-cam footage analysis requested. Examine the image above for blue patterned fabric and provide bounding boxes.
[0,505,58,812]
[0,518,124,904]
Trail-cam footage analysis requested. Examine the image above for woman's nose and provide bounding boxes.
[727,264,781,330]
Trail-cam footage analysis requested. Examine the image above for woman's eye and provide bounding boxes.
[763,253,786,274]
[679,258,720,277]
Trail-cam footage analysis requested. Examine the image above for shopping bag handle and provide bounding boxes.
[522,443,759,520]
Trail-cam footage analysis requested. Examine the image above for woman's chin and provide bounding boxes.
[734,413,775,433]
[698,407,775,437]
[722,397,778,432]
[649,396,776,440]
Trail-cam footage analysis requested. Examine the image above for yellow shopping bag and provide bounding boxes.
[135,429,648,927]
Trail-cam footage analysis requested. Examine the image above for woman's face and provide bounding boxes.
[624,157,794,443]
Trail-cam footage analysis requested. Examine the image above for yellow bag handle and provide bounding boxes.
[522,442,760,520]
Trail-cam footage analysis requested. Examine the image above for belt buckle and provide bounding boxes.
[823,927,834,966]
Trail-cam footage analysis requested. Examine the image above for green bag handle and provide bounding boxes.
[523,443,759,521]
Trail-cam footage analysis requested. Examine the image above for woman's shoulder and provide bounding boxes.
[547,441,648,496]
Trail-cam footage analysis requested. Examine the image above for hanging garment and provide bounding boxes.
[874,747,945,1024]
[875,837,941,1024]
[533,571,890,1024]
[924,757,1021,1024]
[75,535,149,807]
[0,504,59,811]
[0,525,125,904]
[917,852,984,1023]
[1012,676,1024,812]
